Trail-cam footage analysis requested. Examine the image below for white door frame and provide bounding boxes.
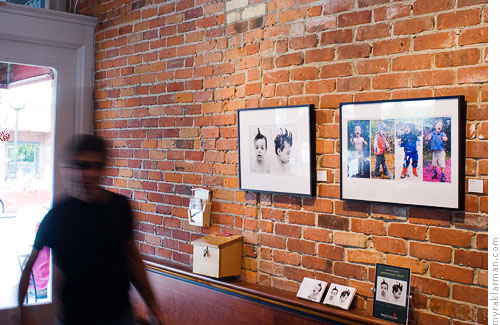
[0,3,97,323]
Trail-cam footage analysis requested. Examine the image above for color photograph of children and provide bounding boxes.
[370,120,395,180]
[395,119,423,181]
[423,117,451,183]
[347,120,370,178]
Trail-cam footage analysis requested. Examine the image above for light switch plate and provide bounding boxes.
[468,179,483,193]
[317,170,327,182]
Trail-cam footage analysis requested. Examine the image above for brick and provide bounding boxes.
[305,48,335,63]
[357,59,388,75]
[284,265,314,283]
[337,77,370,91]
[260,260,284,277]
[337,44,371,59]
[318,244,344,260]
[413,0,455,15]
[430,262,474,284]
[302,255,333,272]
[288,211,315,226]
[303,228,332,243]
[429,227,473,247]
[334,262,366,280]
[338,10,371,27]
[291,67,319,80]
[436,49,481,68]
[334,232,367,248]
[320,63,352,78]
[411,276,449,297]
[373,38,409,56]
[408,208,451,226]
[412,311,450,325]
[459,27,488,45]
[289,35,317,50]
[273,250,300,266]
[351,219,386,235]
[458,66,488,84]
[454,249,487,268]
[410,242,452,262]
[452,284,487,306]
[388,223,427,240]
[372,237,407,255]
[429,298,474,321]
[287,238,315,254]
[334,201,369,218]
[260,233,286,249]
[321,29,353,45]
[394,17,433,35]
[413,70,455,87]
[437,9,481,29]
[392,54,431,71]
[386,255,427,274]
[303,198,333,213]
[318,214,349,230]
[275,53,303,67]
[414,32,455,51]
[373,73,410,89]
[324,0,355,15]
[275,223,301,238]
[374,4,410,21]
[356,23,390,41]
[347,249,383,264]
[476,233,488,249]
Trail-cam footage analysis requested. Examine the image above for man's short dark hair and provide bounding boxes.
[64,134,107,160]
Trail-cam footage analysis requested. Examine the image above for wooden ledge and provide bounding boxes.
[142,261,393,325]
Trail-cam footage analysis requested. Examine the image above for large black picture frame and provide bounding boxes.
[340,96,465,210]
[237,105,316,196]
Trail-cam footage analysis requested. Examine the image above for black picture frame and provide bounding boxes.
[237,105,315,196]
[340,96,465,210]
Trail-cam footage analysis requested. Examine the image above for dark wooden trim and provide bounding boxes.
[139,261,393,325]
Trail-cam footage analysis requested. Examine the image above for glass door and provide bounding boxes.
[0,61,54,310]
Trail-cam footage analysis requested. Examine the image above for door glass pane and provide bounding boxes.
[0,62,54,309]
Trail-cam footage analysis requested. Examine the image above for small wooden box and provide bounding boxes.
[192,234,243,278]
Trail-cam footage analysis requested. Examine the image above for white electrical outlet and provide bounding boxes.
[317,170,327,182]
[468,179,483,193]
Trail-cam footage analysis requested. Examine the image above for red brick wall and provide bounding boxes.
[79,0,488,323]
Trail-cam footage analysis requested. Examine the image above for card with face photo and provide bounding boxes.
[373,264,411,324]
[296,277,328,303]
[323,283,356,310]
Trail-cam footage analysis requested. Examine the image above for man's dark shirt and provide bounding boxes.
[33,191,133,322]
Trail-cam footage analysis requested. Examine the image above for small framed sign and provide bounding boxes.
[296,277,327,303]
[340,96,465,209]
[323,283,356,310]
[373,264,411,324]
[237,105,315,196]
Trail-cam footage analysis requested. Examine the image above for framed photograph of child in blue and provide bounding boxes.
[237,105,315,196]
[340,96,465,210]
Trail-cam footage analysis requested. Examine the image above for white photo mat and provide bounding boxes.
[340,96,464,209]
[238,105,314,196]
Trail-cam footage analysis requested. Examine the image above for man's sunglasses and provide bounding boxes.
[62,160,104,170]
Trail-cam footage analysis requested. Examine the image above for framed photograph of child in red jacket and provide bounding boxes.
[340,96,465,210]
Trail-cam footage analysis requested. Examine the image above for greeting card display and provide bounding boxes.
[296,277,327,303]
[323,283,356,310]
[373,264,411,324]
